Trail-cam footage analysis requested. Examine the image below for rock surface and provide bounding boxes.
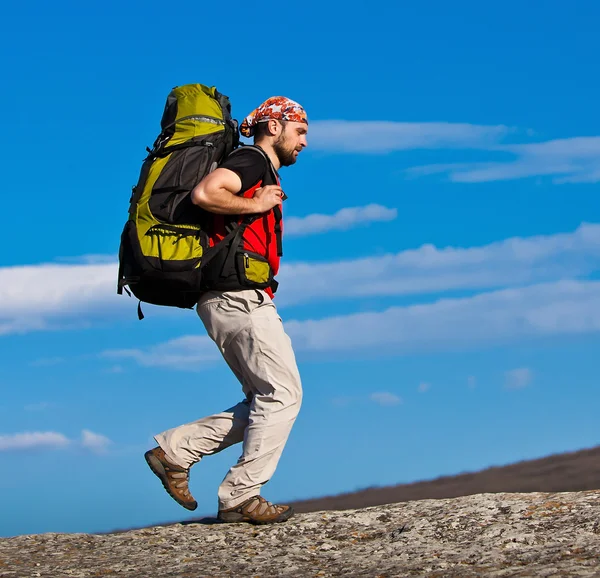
[1,491,599,577]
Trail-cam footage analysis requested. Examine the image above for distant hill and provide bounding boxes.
[108,444,600,534]
[289,444,600,513]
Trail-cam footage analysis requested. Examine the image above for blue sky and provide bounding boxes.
[1,0,599,536]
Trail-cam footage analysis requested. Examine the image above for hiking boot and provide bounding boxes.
[144,447,197,511]
[218,495,294,524]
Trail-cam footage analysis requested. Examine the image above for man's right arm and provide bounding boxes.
[191,168,283,215]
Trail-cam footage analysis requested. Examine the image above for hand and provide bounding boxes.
[252,185,284,213]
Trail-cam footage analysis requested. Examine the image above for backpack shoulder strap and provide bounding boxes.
[227,145,284,257]
[228,144,280,186]
[245,146,284,257]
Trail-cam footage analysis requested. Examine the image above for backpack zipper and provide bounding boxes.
[162,115,225,131]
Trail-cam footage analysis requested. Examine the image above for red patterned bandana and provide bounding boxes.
[240,96,308,137]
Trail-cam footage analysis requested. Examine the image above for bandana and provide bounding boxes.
[240,96,308,137]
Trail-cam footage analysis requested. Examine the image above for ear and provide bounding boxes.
[268,119,281,136]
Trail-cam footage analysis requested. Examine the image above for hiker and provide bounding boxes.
[144,97,308,525]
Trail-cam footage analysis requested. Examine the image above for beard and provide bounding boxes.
[273,133,299,166]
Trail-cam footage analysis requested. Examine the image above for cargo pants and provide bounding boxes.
[154,288,303,510]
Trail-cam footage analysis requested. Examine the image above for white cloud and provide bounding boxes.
[370,392,402,406]
[0,431,70,451]
[102,334,219,369]
[54,254,116,265]
[81,429,112,453]
[0,205,394,335]
[418,382,431,393]
[0,430,113,453]
[309,121,511,153]
[1,223,599,336]
[285,204,397,237]
[276,222,600,306]
[408,136,600,183]
[0,262,121,335]
[505,368,533,390]
[0,318,48,335]
[0,203,401,334]
[108,280,600,369]
[284,280,600,354]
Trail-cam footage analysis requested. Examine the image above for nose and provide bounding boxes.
[299,134,307,148]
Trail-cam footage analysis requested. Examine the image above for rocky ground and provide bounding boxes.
[1,491,599,577]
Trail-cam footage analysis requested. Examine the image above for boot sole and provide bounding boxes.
[218,506,295,525]
[144,450,197,511]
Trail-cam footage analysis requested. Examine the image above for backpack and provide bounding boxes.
[117,83,280,318]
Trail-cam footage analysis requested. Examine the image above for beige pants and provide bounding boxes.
[154,289,303,510]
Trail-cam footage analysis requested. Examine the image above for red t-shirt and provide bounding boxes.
[209,147,283,297]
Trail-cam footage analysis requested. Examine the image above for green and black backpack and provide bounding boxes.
[117,83,241,317]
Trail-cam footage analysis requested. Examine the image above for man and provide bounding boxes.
[144,97,308,525]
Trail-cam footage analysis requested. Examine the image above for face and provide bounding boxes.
[273,121,308,166]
